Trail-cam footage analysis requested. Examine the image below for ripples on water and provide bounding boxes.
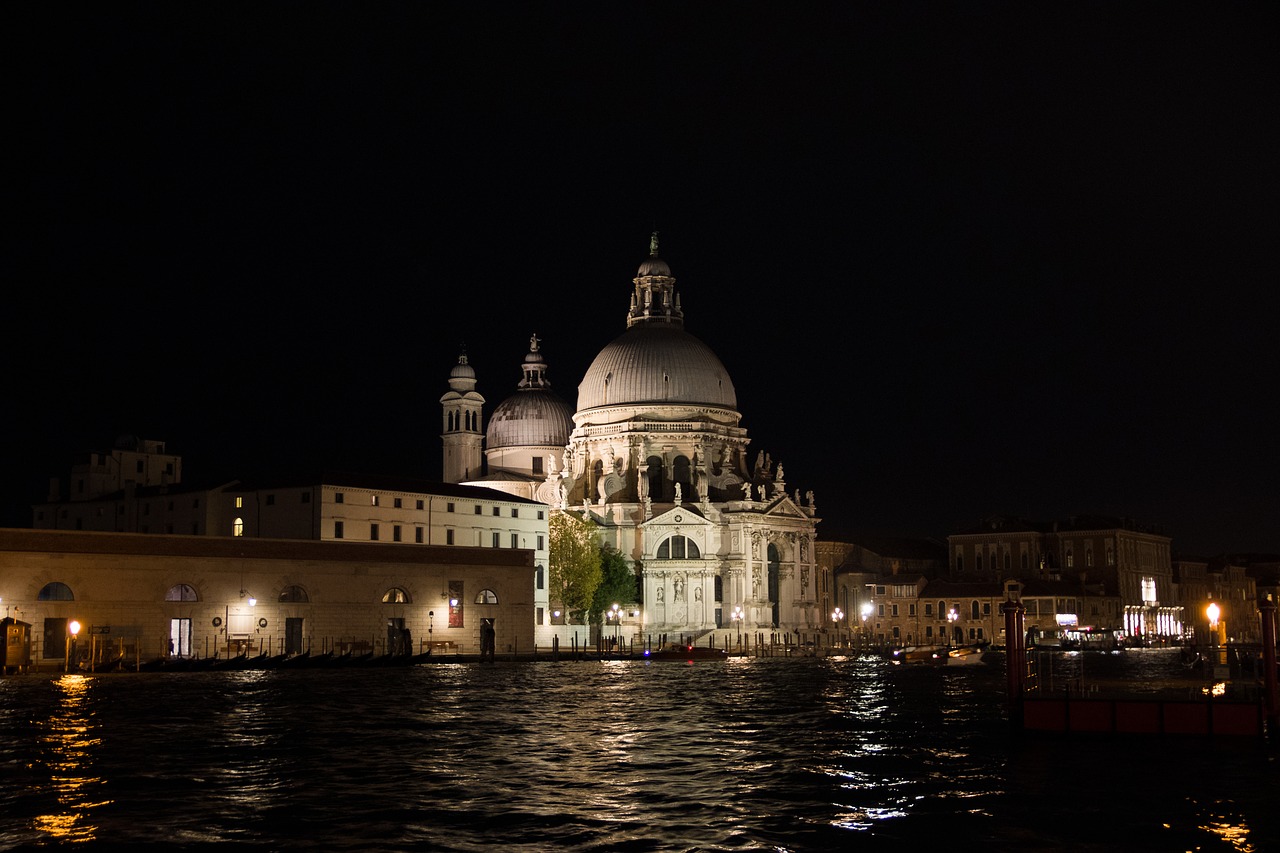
[1,651,1277,852]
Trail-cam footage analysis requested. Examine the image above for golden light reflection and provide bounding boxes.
[1199,810,1254,852]
[32,674,110,842]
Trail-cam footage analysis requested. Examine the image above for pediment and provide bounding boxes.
[643,505,713,530]
[762,496,809,520]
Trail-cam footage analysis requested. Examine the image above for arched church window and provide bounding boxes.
[279,585,309,603]
[233,517,244,537]
[165,583,199,602]
[381,587,410,604]
[37,582,74,601]
[655,535,700,560]
[474,589,498,604]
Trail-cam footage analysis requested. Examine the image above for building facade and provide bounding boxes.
[0,528,535,671]
[33,446,558,646]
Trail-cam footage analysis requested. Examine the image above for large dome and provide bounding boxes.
[577,324,737,412]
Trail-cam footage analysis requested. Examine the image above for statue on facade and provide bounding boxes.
[741,481,753,499]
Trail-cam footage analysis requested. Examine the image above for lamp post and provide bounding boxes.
[65,619,81,672]
[947,607,959,647]
[732,605,744,649]
[1207,601,1221,666]
[861,602,873,649]
[832,607,844,648]
[610,603,621,649]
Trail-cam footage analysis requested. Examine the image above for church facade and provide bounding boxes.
[445,236,821,639]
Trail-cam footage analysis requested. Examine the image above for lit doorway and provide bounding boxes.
[169,618,192,657]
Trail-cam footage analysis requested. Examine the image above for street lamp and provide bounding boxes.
[66,619,81,672]
[947,608,959,647]
[1207,601,1221,663]
[732,605,744,648]
[861,602,873,647]
[832,607,844,647]
[610,603,621,648]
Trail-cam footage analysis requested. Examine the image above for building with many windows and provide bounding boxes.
[32,442,557,646]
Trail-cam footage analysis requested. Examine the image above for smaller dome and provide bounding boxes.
[637,255,671,277]
[486,393,574,449]
[450,360,475,380]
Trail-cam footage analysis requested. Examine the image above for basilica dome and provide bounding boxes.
[486,336,574,449]
[577,236,737,413]
[486,392,574,448]
[577,324,737,412]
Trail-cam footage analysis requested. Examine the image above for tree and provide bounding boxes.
[589,545,638,625]
[548,510,602,623]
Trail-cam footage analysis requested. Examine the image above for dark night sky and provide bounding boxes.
[6,3,1277,557]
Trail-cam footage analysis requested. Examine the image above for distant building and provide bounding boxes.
[948,514,1182,643]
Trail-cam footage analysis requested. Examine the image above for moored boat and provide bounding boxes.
[642,643,728,661]
[891,642,987,666]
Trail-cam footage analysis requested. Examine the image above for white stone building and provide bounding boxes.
[450,235,821,639]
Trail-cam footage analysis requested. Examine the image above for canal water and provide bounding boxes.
[1,649,1276,851]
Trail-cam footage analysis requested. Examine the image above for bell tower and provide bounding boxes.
[440,348,485,483]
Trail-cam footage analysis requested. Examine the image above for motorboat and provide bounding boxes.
[891,643,987,666]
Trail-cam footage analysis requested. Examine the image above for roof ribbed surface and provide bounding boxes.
[577,324,737,411]
[486,391,574,448]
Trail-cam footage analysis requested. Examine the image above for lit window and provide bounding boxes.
[233,517,244,537]
[474,589,498,604]
[235,496,243,508]
[656,535,700,559]
[382,588,409,604]
[372,495,379,506]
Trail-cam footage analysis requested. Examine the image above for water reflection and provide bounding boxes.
[0,654,1275,851]
[33,673,107,842]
